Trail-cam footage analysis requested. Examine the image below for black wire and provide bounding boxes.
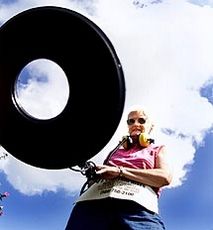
[69,161,97,176]
[103,136,129,164]
[0,152,8,160]
[69,137,129,195]
[70,160,100,195]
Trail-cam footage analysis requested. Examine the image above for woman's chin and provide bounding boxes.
[131,131,141,137]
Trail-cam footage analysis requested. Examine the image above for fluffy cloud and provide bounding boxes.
[0,0,213,195]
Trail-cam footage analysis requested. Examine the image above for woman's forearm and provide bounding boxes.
[118,166,172,188]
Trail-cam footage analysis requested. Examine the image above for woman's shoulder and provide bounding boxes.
[146,143,165,155]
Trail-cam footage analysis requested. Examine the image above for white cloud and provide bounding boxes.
[0,0,213,195]
[0,0,94,25]
[15,59,70,120]
[0,147,86,195]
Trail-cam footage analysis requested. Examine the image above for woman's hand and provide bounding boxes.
[95,165,120,180]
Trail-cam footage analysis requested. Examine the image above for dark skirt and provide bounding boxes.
[65,198,166,230]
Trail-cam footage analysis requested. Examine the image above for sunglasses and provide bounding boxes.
[127,117,146,125]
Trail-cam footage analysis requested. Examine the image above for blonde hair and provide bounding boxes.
[127,109,148,120]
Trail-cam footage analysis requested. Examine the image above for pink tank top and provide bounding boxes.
[107,144,164,169]
[106,144,164,195]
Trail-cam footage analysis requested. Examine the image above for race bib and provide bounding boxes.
[76,178,159,213]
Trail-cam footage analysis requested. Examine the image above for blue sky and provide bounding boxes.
[161,132,213,230]
[0,0,213,229]
[0,175,74,229]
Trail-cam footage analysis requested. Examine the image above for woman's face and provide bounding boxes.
[127,111,151,137]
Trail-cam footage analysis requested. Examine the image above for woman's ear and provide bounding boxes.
[139,133,150,147]
[139,133,155,147]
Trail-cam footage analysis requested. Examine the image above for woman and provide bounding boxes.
[65,107,172,230]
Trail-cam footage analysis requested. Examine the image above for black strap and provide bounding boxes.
[103,136,129,164]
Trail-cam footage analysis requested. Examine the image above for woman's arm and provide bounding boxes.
[96,147,173,188]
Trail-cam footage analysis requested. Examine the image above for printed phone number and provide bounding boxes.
[100,188,134,196]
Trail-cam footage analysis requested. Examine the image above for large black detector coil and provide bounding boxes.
[0,6,125,169]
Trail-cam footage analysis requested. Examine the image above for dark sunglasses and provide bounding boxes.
[127,117,146,125]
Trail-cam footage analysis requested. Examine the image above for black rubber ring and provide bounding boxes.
[0,6,125,169]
